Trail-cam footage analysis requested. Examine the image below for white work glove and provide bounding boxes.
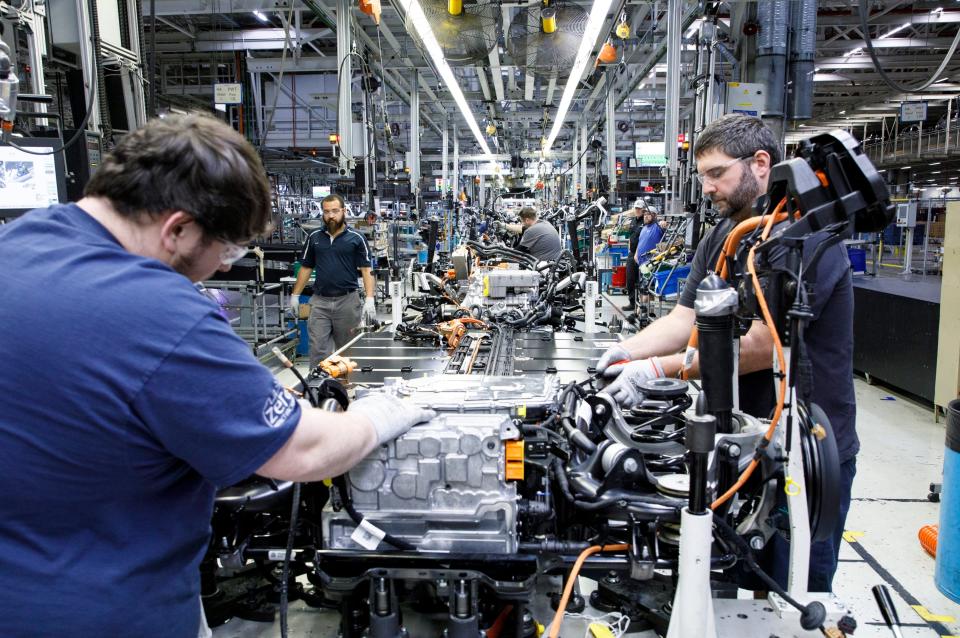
[596,343,632,378]
[362,297,377,323]
[348,393,437,445]
[290,294,301,318]
[605,357,665,408]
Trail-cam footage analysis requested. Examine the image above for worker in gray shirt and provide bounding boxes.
[517,207,562,261]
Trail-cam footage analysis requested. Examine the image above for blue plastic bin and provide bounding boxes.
[608,245,630,260]
[652,265,691,297]
[847,247,866,274]
[599,270,613,291]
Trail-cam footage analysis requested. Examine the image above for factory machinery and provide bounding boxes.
[200,131,894,637]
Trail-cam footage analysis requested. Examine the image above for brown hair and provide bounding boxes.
[321,193,346,209]
[693,113,782,165]
[519,207,538,221]
[84,113,272,242]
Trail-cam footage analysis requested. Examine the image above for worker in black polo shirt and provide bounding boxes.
[290,194,376,369]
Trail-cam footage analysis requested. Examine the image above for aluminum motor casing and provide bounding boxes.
[322,411,520,553]
[460,267,540,317]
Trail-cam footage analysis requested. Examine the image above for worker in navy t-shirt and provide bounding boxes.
[596,114,858,594]
[0,114,434,638]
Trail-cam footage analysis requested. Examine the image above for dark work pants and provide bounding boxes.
[624,257,639,305]
[768,456,858,592]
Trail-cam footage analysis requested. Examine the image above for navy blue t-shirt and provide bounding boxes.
[301,226,371,296]
[769,231,858,462]
[0,203,300,637]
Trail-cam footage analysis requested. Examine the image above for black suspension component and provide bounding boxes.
[694,273,739,434]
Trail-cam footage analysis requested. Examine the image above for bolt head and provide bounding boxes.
[623,457,639,473]
[749,535,765,550]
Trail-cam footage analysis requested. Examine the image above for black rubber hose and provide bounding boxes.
[712,516,825,628]
[332,476,415,551]
[552,458,575,503]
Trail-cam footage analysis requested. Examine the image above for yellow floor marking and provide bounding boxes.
[911,605,957,623]
[842,530,865,543]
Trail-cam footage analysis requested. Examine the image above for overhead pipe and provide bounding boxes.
[755,0,789,128]
[787,0,816,120]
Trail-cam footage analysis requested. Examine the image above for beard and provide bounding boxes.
[325,216,345,233]
[713,168,762,218]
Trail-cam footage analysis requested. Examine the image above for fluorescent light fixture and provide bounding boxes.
[252,10,268,22]
[901,166,912,169]
[397,0,491,155]
[543,0,615,151]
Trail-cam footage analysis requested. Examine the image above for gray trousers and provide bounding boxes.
[307,292,362,369]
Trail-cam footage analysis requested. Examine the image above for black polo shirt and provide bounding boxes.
[301,226,371,296]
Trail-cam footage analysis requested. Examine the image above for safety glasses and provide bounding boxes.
[219,241,249,265]
[694,154,755,186]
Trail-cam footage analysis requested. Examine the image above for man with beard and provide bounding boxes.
[595,114,857,593]
[0,114,435,637]
[291,193,377,369]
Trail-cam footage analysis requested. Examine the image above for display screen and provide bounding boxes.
[312,185,331,198]
[634,142,667,167]
[0,145,61,212]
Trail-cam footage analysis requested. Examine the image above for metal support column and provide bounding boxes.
[947,98,953,155]
[579,124,588,199]
[336,0,353,174]
[664,0,682,215]
[572,127,580,200]
[442,119,449,194]
[453,125,460,198]
[606,69,617,205]
[410,70,421,205]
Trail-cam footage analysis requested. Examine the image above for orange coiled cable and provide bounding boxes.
[919,524,939,558]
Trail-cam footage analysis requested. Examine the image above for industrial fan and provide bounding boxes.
[409,0,500,65]
[507,0,589,79]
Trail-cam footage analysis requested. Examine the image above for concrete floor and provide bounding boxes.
[214,297,960,637]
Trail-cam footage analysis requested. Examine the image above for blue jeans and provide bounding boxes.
[768,457,858,592]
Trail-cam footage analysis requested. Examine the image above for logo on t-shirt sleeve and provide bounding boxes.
[262,384,297,428]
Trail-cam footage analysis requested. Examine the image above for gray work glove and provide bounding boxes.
[596,343,632,378]
[605,357,665,408]
[348,393,437,445]
[290,294,301,318]
[362,297,377,323]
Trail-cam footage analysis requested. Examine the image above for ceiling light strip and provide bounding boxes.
[544,0,615,152]
[398,0,492,155]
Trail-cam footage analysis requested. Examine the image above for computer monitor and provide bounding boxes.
[634,141,667,167]
[0,138,69,218]
[312,185,331,199]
